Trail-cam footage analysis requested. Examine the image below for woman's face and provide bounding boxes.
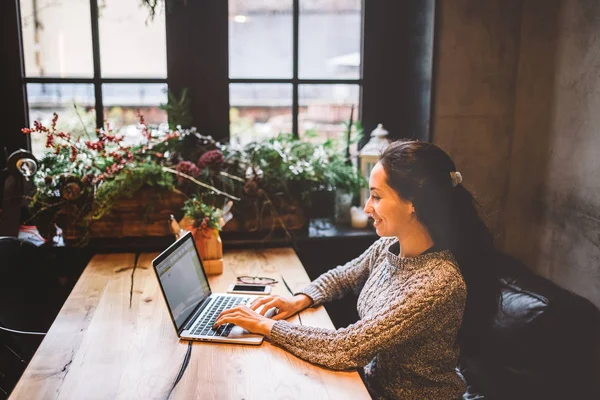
[364,162,415,238]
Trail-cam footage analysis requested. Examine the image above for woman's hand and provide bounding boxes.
[250,294,313,321]
[213,294,313,336]
[213,305,276,336]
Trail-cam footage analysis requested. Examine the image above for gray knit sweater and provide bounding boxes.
[269,237,467,399]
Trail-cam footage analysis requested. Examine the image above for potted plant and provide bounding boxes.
[21,113,235,245]
[179,198,226,274]
[21,112,367,246]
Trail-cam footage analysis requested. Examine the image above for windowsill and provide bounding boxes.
[63,219,377,253]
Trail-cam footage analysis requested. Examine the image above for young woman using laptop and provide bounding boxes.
[215,140,499,400]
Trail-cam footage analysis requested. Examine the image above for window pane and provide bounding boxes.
[99,0,167,78]
[229,1,292,79]
[20,0,94,77]
[27,83,96,157]
[299,0,362,79]
[230,83,292,144]
[103,83,168,143]
[299,84,359,147]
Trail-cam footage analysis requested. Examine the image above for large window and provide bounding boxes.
[19,0,168,156]
[228,0,362,145]
[4,1,435,160]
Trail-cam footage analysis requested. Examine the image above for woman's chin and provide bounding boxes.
[374,225,387,237]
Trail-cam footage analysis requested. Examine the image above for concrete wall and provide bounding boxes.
[434,0,600,308]
[505,0,600,307]
[432,0,523,243]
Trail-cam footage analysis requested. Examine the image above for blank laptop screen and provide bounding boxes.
[154,236,211,330]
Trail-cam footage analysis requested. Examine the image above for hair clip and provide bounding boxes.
[450,171,463,187]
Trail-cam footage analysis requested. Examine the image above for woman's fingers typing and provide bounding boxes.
[212,304,276,336]
[271,310,290,321]
[214,305,248,327]
[250,296,276,310]
[258,300,281,316]
[225,295,302,325]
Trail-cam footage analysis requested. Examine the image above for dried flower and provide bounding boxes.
[176,161,200,178]
[197,149,224,169]
[70,146,78,162]
[60,182,82,201]
[137,112,152,141]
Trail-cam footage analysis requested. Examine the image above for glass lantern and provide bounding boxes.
[359,123,391,206]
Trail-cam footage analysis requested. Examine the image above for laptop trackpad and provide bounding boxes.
[229,325,255,338]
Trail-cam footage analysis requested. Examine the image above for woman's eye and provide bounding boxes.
[371,195,380,201]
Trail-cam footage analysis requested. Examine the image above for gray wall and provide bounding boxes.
[505,0,600,307]
[432,0,523,243]
[433,0,600,308]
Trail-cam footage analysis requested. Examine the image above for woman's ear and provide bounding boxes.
[409,202,416,215]
[408,202,418,221]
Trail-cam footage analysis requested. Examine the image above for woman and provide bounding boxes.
[215,140,499,399]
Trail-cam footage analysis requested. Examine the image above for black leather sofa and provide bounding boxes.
[460,252,600,400]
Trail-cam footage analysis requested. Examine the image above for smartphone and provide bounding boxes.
[227,283,272,295]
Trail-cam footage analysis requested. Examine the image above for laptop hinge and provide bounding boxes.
[179,296,212,334]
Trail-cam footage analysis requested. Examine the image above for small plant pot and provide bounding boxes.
[191,227,223,275]
[178,218,224,275]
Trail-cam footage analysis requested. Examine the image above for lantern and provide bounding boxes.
[359,123,390,206]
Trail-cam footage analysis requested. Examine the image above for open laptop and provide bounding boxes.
[152,231,264,345]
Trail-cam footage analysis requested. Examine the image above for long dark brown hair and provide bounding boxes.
[379,140,499,345]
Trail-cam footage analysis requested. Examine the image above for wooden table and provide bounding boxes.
[9,248,371,399]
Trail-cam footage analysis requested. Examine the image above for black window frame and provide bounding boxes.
[2,0,436,167]
[14,0,168,134]
[228,0,363,138]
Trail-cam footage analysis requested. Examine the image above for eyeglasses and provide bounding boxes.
[236,276,279,285]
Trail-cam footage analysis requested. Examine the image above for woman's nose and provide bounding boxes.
[364,198,372,214]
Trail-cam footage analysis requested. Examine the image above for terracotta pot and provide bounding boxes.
[190,226,223,275]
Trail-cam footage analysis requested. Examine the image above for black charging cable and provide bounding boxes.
[167,341,193,399]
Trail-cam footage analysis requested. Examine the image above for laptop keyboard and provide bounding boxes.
[191,295,250,337]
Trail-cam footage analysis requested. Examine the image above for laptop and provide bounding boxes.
[152,231,264,345]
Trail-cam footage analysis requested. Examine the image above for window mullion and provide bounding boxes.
[2,0,29,154]
[90,0,103,129]
[292,0,299,138]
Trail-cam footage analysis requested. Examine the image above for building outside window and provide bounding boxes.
[228,0,362,145]
[20,0,168,157]
[18,0,363,157]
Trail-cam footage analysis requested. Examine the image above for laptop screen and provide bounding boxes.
[153,234,211,330]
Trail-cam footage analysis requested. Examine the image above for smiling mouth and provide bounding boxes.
[373,218,383,226]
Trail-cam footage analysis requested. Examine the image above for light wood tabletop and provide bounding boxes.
[9,248,371,400]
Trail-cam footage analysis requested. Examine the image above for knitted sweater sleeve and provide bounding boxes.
[297,237,391,306]
[270,261,466,371]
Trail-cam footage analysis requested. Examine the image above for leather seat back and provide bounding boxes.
[460,253,600,400]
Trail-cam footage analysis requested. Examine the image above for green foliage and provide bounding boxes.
[23,113,189,242]
[182,198,222,230]
[323,158,367,193]
[160,88,193,129]
[93,162,175,221]
[24,110,369,244]
[221,132,367,202]
[350,120,364,146]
